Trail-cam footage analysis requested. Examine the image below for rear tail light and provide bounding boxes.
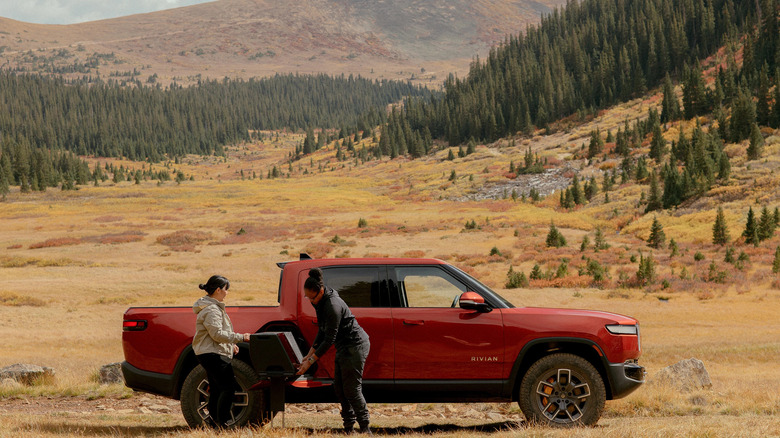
[123,320,147,331]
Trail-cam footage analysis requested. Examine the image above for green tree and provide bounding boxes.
[758,205,775,241]
[649,121,666,161]
[505,266,529,288]
[746,123,764,160]
[712,207,730,245]
[594,227,610,251]
[645,170,662,213]
[636,252,656,285]
[647,216,666,249]
[587,129,604,159]
[660,74,681,122]
[743,207,759,246]
[546,223,567,248]
[773,246,780,274]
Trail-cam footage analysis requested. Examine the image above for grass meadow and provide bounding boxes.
[2,98,780,436]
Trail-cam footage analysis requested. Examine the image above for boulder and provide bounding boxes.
[650,358,712,391]
[0,363,55,385]
[98,362,124,384]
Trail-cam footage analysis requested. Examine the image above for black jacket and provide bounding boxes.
[312,287,368,358]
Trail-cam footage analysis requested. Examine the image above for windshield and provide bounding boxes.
[448,265,514,308]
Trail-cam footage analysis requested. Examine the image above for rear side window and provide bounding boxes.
[393,266,467,308]
[322,267,386,308]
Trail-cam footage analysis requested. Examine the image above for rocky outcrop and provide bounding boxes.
[650,358,712,391]
[98,362,124,385]
[0,363,55,385]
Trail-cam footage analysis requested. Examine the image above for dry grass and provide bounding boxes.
[1,125,780,436]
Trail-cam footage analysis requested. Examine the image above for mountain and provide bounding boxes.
[0,0,566,85]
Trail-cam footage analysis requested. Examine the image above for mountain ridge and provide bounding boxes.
[0,0,566,85]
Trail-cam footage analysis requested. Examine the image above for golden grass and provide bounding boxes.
[1,121,780,436]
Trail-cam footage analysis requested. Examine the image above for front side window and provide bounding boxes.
[322,267,384,307]
[394,266,467,308]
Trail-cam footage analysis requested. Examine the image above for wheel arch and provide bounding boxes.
[508,338,614,401]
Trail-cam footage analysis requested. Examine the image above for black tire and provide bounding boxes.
[180,359,273,428]
[518,353,606,427]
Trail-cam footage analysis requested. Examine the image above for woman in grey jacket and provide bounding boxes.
[192,275,250,428]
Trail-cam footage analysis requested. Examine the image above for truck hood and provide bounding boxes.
[503,307,637,325]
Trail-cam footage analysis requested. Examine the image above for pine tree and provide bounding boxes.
[647,216,666,249]
[712,207,730,245]
[645,170,662,213]
[758,205,775,241]
[660,74,681,122]
[571,174,584,205]
[746,123,764,160]
[594,226,610,251]
[649,121,666,161]
[773,246,780,274]
[743,207,759,246]
[636,252,656,285]
[546,223,567,248]
[587,129,603,159]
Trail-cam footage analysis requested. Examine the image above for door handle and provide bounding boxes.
[402,320,424,326]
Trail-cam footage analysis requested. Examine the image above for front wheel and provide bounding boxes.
[180,359,272,428]
[518,353,606,427]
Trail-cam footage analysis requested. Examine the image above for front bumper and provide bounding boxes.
[605,360,646,399]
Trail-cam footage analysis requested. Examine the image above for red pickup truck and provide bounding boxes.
[122,256,644,427]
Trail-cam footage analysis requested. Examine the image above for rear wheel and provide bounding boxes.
[518,353,605,427]
[180,359,273,428]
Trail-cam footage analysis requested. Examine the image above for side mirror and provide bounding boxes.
[459,292,492,313]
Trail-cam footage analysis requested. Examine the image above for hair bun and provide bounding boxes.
[308,268,323,281]
[198,284,206,290]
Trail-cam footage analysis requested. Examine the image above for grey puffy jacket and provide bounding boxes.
[192,295,243,357]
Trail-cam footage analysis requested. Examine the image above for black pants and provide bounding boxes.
[196,353,237,427]
[334,338,370,428]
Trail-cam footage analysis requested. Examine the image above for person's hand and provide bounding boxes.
[243,333,251,342]
[296,359,311,376]
[233,344,239,355]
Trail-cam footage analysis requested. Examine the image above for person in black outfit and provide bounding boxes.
[297,268,372,434]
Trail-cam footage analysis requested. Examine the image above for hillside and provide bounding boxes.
[0,0,566,85]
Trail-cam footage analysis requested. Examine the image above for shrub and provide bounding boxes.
[694,251,705,261]
[505,266,529,289]
[636,253,656,286]
[156,230,212,251]
[489,246,502,257]
[357,218,368,228]
[29,237,81,249]
[529,264,543,280]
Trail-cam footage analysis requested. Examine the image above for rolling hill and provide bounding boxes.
[0,0,566,85]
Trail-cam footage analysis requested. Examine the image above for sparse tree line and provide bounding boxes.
[0,137,194,198]
[0,71,432,193]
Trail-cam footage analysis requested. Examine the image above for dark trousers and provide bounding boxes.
[196,353,237,427]
[334,339,370,428]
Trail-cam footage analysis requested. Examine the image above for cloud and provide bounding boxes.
[0,0,214,25]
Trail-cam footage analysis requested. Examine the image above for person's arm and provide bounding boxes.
[202,306,243,344]
[296,347,319,375]
[312,302,341,359]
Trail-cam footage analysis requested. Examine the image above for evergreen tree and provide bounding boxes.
[773,246,780,274]
[587,129,604,159]
[594,227,609,251]
[645,170,662,213]
[712,207,730,245]
[647,216,666,249]
[649,120,666,161]
[743,207,760,246]
[636,252,656,285]
[571,174,584,205]
[746,123,764,160]
[730,89,757,142]
[546,223,567,248]
[758,205,775,241]
[660,75,681,122]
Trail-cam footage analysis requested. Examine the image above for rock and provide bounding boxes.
[401,403,417,413]
[149,404,171,413]
[98,363,124,385]
[486,412,505,421]
[0,364,55,385]
[138,407,153,414]
[650,358,712,391]
[443,404,457,415]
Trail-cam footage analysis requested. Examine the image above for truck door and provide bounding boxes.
[297,266,394,380]
[390,266,504,380]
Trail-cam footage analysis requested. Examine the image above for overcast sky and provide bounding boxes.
[0,0,215,25]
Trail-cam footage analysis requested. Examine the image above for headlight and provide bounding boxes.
[605,324,638,335]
